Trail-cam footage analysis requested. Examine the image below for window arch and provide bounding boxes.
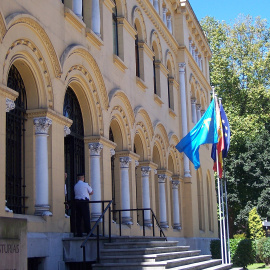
[6,65,27,214]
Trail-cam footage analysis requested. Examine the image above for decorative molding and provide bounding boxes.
[134,106,154,139]
[113,54,128,72]
[137,0,178,54]
[141,42,155,60]
[62,46,109,109]
[0,11,6,43]
[7,14,62,78]
[110,149,116,157]
[4,39,54,108]
[103,0,115,11]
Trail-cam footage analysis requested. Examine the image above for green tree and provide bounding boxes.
[201,15,270,235]
[248,207,265,240]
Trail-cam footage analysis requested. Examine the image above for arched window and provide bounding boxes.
[64,87,85,233]
[109,127,116,220]
[112,0,119,56]
[6,65,27,214]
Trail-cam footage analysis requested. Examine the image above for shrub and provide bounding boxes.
[256,237,270,265]
[232,239,256,268]
[233,233,246,239]
[210,239,221,259]
[248,207,265,240]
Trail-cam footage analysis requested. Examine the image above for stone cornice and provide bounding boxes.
[27,108,73,127]
[84,135,117,149]
[113,54,128,72]
[178,1,211,57]
[137,0,179,54]
[115,150,140,161]
[136,76,147,92]
[0,84,19,100]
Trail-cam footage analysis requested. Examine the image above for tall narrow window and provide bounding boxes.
[112,1,119,56]
[135,29,140,77]
[167,74,171,108]
[109,127,116,220]
[6,65,27,214]
[153,54,157,94]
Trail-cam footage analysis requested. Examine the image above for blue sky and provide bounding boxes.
[188,0,270,24]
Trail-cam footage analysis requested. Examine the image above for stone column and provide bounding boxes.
[153,0,159,13]
[33,117,52,216]
[167,14,172,33]
[196,104,201,121]
[120,156,132,224]
[92,0,101,36]
[158,174,168,228]
[89,142,103,221]
[179,63,191,177]
[141,166,151,226]
[73,0,83,19]
[191,98,197,124]
[172,180,181,230]
[162,7,167,24]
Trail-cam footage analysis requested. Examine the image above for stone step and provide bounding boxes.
[110,236,167,243]
[203,264,233,270]
[165,255,212,268]
[100,250,201,264]
[100,246,190,256]
[92,261,167,270]
[103,240,179,249]
[168,259,222,270]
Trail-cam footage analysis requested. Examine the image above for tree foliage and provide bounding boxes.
[201,15,270,234]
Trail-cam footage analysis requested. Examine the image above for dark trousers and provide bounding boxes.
[75,199,91,235]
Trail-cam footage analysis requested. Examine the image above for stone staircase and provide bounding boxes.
[92,237,233,270]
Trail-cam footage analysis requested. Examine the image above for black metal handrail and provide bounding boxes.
[81,200,113,266]
[111,208,166,239]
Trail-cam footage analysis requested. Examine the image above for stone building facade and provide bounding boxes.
[0,0,217,269]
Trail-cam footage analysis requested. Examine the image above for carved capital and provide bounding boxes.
[135,160,140,167]
[64,125,71,137]
[110,149,115,157]
[6,98,15,112]
[141,166,151,177]
[191,98,196,104]
[89,142,103,156]
[178,62,186,73]
[158,174,166,183]
[33,117,52,135]
[172,180,180,189]
[119,156,131,168]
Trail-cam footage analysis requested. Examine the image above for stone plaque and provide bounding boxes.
[0,217,27,270]
[0,239,20,270]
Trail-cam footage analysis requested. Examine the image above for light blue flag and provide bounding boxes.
[176,99,218,169]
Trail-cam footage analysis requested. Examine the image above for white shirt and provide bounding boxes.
[74,180,93,200]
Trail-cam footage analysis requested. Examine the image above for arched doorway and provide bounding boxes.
[6,65,27,214]
[63,86,85,233]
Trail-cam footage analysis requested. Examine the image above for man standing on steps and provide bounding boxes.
[74,173,94,237]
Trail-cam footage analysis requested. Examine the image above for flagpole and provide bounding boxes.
[224,161,231,263]
[214,94,224,264]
